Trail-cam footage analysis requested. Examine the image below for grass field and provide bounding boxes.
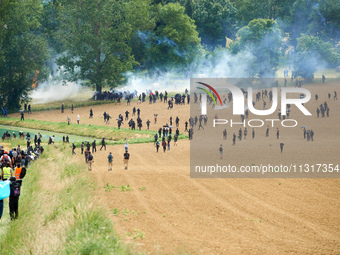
[0,143,137,254]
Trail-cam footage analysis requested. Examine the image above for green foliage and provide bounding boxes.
[57,0,138,92]
[0,0,49,110]
[231,19,282,77]
[192,0,236,48]
[137,2,201,72]
[293,34,340,78]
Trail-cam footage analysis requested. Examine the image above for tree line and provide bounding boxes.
[0,0,339,110]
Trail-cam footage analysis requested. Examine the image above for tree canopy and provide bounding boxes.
[231,19,282,77]
[0,0,339,110]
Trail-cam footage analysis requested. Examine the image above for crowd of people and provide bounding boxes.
[0,133,44,221]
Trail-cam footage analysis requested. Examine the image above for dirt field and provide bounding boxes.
[10,97,190,133]
[9,81,340,254]
[88,141,339,254]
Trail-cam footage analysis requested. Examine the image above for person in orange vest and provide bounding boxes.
[14,163,22,186]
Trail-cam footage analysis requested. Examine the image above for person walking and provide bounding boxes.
[87,152,94,171]
[123,150,130,170]
[9,176,21,220]
[81,142,84,154]
[77,114,80,124]
[108,152,113,171]
[219,144,223,159]
[155,140,160,152]
[72,143,76,155]
[100,138,106,151]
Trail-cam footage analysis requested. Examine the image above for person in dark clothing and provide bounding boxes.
[86,142,91,151]
[89,108,93,118]
[100,138,106,151]
[123,150,130,170]
[9,176,21,220]
[146,119,151,130]
[20,112,24,121]
[154,133,158,145]
[155,140,160,152]
[280,142,284,153]
[66,136,69,143]
[81,142,84,154]
[28,104,31,114]
[72,143,76,155]
[162,139,167,152]
[92,140,96,153]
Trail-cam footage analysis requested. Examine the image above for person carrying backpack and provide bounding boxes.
[87,152,94,171]
[1,151,12,168]
[123,150,130,170]
[155,140,160,153]
[108,152,113,171]
[9,176,21,220]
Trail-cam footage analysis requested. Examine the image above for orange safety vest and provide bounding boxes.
[14,167,22,180]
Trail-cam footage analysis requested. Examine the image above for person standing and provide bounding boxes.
[77,114,80,124]
[67,116,70,125]
[1,162,13,180]
[276,128,280,139]
[123,150,130,170]
[9,176,21,220]
[92,140,96,153]
[108,152,113,171]
[174,134,178,146]
[219,144,223,159]
[124,141,129,152]
[20,112,24,121]
[162,138,167,152]
[310,130,314,141]
[71,104,74,113]
[280,142,284,153]
[81,142,84,154]
[155,140,160,152]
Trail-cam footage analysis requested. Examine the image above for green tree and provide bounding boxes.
[140,3,200,72]
[231,19,282,77]
[293,34,340,78]
[192,0,236,49]
[57,0,138,92]
[0,0,49,110]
